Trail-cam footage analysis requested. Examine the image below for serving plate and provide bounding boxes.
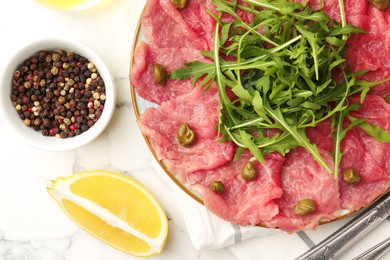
[129,3,390,228]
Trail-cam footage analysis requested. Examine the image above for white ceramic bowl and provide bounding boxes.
[0,37,116,151]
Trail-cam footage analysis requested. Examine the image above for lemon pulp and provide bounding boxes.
[47,170,168,257]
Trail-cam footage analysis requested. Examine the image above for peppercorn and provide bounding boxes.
[10,49,106,139]
[81,125,89,132]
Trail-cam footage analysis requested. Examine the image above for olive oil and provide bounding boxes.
[33,0,102,11]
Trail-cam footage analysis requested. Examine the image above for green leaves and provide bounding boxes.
[169,0,389,176]
[332,104,362,179]
[350,117,390,143]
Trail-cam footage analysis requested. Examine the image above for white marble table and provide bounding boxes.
[0,1,236,259]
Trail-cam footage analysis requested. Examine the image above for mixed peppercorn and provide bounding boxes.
[10,50,106,138]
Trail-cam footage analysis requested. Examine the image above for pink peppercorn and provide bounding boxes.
[49,128,55,136]
[69,124,76,131]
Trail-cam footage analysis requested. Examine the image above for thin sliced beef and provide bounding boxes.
[141,0,213,50]
[345,6,390,96]
[266,147,341,233]
[349,93,390,131]
[187,151,285,225]
[137,87,234,175]
[130,42,208,104]
[348,93,390,170]
[359,130,390,172]
[306,119,334,153]
[326,0,390,96]
[338,93,390,211]
[174,0,216,50]
[340,127,387,183]
[339,128,390,211]
[306,0,390,96]
[339,136,390,211]
[339,178,389,213]
[218,0,256,24]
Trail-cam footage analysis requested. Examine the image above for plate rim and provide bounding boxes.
[129,10,204,206]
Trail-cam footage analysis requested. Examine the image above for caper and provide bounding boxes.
[385,94,390,104]
[294,199,316,215]
[241,161,258,181]
[171,0,188,9]
[368,0,389,9]
[153,63,166,85]
[177,123,196,147]
[343,168,361,186]
[211,181,225,194]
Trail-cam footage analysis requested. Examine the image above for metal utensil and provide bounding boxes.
[296,190,390,260]
[351,236,390,260]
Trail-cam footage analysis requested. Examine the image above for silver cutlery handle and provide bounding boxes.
[296,191,390,260]
[351,236,390,260]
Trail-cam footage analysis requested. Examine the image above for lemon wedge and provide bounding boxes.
[47,170,168,257]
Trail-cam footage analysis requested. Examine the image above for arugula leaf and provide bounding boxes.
[238,130,265,163]
[349,117,390,143]
[265,105,332,172]
[332,104,362,179]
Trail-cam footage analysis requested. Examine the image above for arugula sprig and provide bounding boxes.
[170,0,389,176]
[332,103,364,179]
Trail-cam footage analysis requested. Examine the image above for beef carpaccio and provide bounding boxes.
[130,0,390,233]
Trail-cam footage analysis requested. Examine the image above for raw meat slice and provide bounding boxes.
[130,41,208,104]
[137,87,234,175]
[336,93,390,212]
[266,147,341,233]
[347,93,390,172]
[141,0,212,50]
[339,128,390,211]
[349,93,390,131]
[359,130,390,172]
[188,151,285,225]
[328,0,390,96]
[339,178,390,213]
[218,0,256,24]
[306,119,334,153]
[340,127,387,183]
[306,0,390,96]
[169,0,216,50]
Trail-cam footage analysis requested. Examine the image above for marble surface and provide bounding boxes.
[0,1,237,259]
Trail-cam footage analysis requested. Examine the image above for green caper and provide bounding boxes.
[294,199,316,215]
[343,168,361,186]
[368,0,389,9]
[241,161,258,181]
[385,94,390,104]
[171,0,188,9]
[211,181,225,194]
[153,63,166,85]
[177,123,196,147]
